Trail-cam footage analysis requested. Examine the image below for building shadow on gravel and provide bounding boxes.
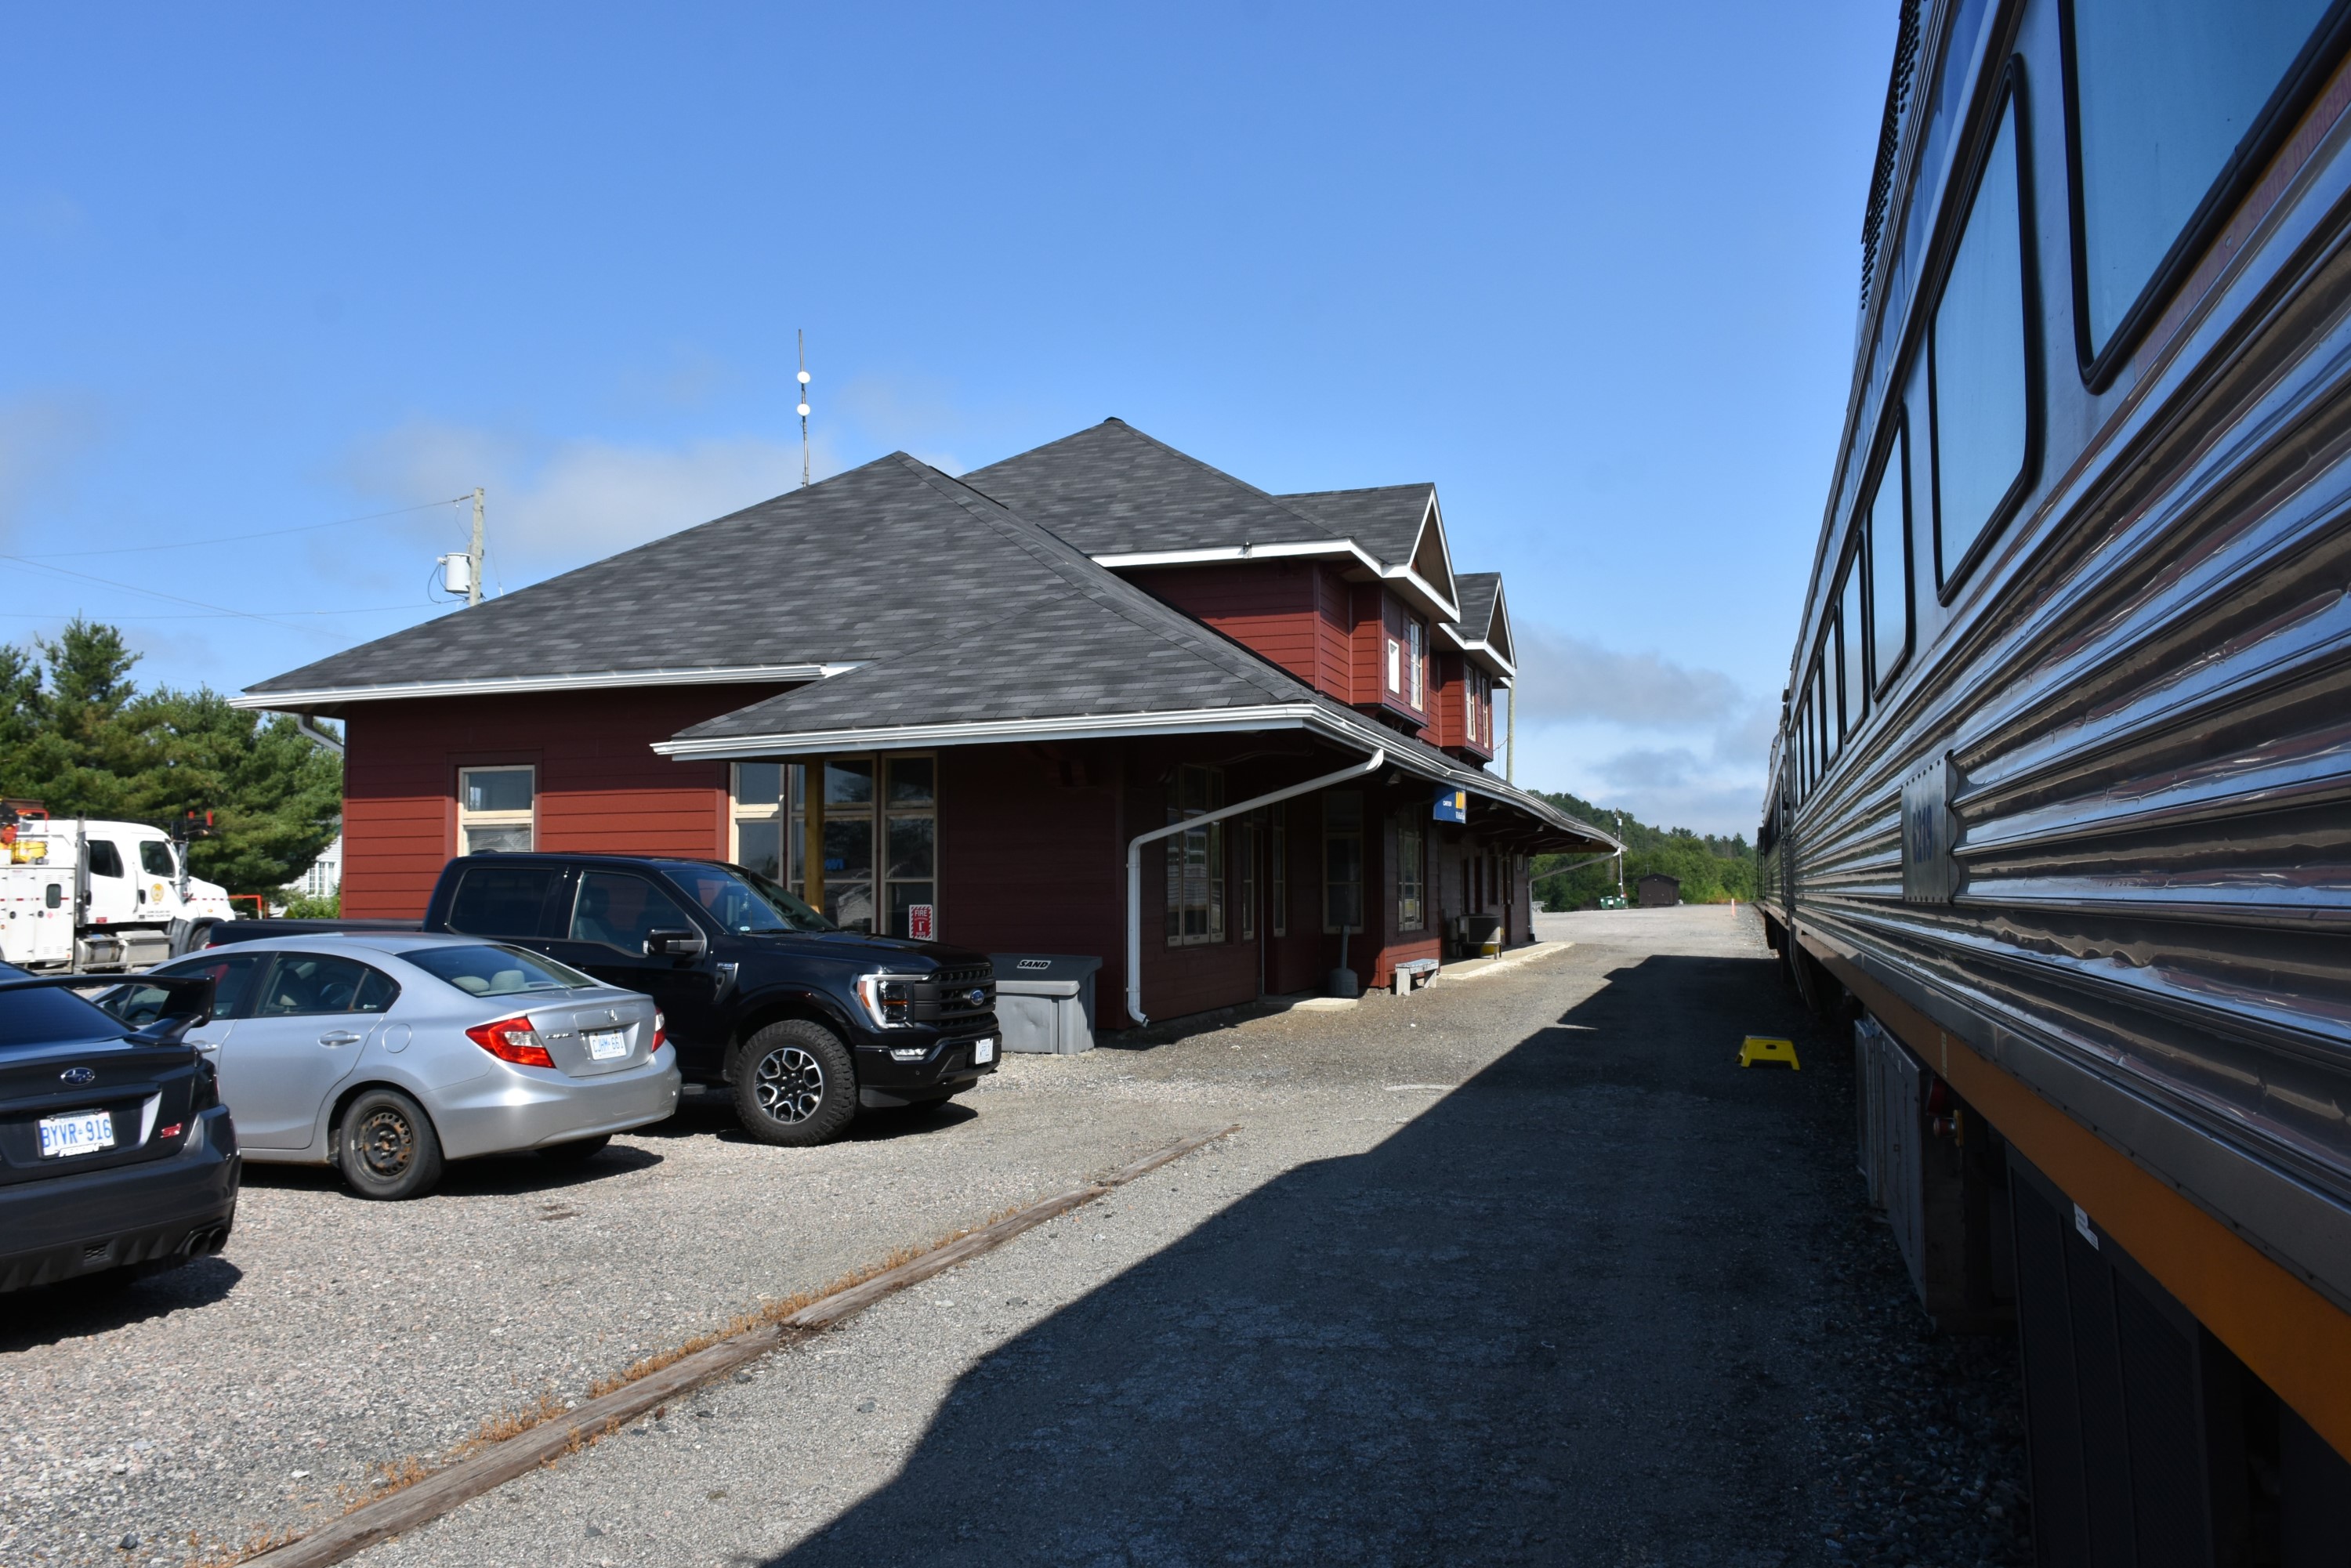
[767,951,1846,1567]
[2,1255,244,1351]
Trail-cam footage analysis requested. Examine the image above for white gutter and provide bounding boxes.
[1123,749,1386,1027]
[294,716,344,755]
[230,662,860,710]
[655,704,1329,759]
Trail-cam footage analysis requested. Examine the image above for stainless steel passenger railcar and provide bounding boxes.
[1762,0,2351,1556]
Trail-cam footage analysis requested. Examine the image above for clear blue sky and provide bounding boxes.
[2,3,1889,838]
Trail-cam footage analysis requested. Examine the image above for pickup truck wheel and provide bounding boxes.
[335,1087,446,1200]
[734,1020,856,1146]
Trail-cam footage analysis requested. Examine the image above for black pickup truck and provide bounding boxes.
[201,853,998,1146]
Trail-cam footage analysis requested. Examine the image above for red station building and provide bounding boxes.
[238,420,1614,1027]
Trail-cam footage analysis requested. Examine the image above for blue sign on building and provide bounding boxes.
[1433,785,1469,824]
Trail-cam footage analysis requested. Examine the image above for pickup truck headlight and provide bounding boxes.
[853,973,917,1029]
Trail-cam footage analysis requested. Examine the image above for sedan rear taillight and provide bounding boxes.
[466,1016,554,1068]
[652,1010,665,1051]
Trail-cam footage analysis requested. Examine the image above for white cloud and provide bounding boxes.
[1504,621,1777,838]
[340,422,846,578]
[1513,625,1746,729]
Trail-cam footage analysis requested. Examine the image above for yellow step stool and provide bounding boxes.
[1738,1035,1800,1070]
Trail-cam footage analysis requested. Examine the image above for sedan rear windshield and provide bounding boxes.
[0,986,125,1049]
[400,944,598,998]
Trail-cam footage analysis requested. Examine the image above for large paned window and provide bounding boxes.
[2066,0,2334,364]
[882,758,938,939]
[1933,91,2032,588]
[1238,817,1257,941]
[458,766,534,855]
[1396,815,1425,930]
[1323,791,1364,933]
[731,756,936,937]
[730,763,787,882]
[1869,429,1911,690]
[1270,806,1288,937]
[1166,765,1225,946]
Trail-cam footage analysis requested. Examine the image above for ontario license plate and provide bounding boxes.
[39,1110,114,1158]
[585,1029,629,1061]
[972,1037,996,1065]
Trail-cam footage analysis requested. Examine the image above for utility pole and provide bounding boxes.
[468,487,485,607]
[796,330,812,488]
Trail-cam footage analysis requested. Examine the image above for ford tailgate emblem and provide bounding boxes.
[60,1066,96,1085]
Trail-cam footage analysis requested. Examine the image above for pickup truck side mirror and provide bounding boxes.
[643,927,707,960]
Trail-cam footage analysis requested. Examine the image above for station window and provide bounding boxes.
[1323,791,1364,933]
[1409,620,1427,708]
[1166,764,1225,946]
[1869,425,1911,690]
[1932,88,2032,589]
[1397,814,1425,931]
[1238,817,1257,942]
[1270,805,1288,937]
[2065,0,2333,365]
[458,766,534,855]
[732,756,936,937]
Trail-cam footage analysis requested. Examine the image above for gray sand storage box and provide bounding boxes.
[990,954,1102,1055]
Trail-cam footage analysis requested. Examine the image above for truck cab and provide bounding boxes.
[1,806,235,971]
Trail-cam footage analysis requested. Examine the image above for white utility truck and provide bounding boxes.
[0,803,235,972]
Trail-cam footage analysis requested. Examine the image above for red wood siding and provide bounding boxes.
[341,686,788,918]
[1125,562,1357,703]
[936,744,1120,962]
[1313,565,1353,699]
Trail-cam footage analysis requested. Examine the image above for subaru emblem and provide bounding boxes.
[967,987,987,1008]
[60,1066,96,1086]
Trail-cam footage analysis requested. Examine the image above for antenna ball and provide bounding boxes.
[797,403,811,417]
[796,371,810,383]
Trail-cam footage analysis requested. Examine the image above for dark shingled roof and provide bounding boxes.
[246,454,1071,695]
[1452,573,1501,640]
[1276,484,1433,570]
[960,418,1351,560]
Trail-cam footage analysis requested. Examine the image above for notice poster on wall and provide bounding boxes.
[908,904,935,940]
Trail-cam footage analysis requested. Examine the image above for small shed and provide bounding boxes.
[1636,873,1681,907]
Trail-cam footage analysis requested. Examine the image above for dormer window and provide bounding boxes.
[1409,620,1426,708]
[1386,636,1402,693]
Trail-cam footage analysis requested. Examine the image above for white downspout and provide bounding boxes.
[1125,748,1386,1028]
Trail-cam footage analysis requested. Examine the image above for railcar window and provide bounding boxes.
[1815,658,1832,767]
[2067,0,2334,359]
[1838,560,1867,739]
[1933,94,2030,588]
[1869,429,1911,686]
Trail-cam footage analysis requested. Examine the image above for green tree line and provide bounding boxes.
[1531,789,1755,908]
[1,618,342,896]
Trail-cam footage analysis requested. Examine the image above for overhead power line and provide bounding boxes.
[9,495,474,559]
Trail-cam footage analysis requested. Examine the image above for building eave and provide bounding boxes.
[1092,541,1460,622]
[230,663,861,712]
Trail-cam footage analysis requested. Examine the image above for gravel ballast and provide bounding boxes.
[5,907,2031,1566]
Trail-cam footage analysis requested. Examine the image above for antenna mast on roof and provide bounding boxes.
[796,330,812,488]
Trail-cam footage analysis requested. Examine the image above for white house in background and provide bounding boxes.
[295,832,342,899]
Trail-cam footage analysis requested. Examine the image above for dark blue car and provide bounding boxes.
[0,963,239,1294]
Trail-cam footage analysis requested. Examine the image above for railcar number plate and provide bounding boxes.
[39,1110,114,1158]
[972,1037,996,1065]
[585,1030,629,1062]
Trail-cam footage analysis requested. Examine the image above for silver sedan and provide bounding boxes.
[100,933,679,1199]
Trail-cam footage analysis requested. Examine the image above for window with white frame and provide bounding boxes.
[1397,813,1425,930]
[458,766,534,855]
[1166,765,1224,945]
[1409,620,1426,708]
[1386,636,1402,693]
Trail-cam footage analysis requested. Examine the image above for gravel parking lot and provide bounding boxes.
[4,907,2030,1566]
